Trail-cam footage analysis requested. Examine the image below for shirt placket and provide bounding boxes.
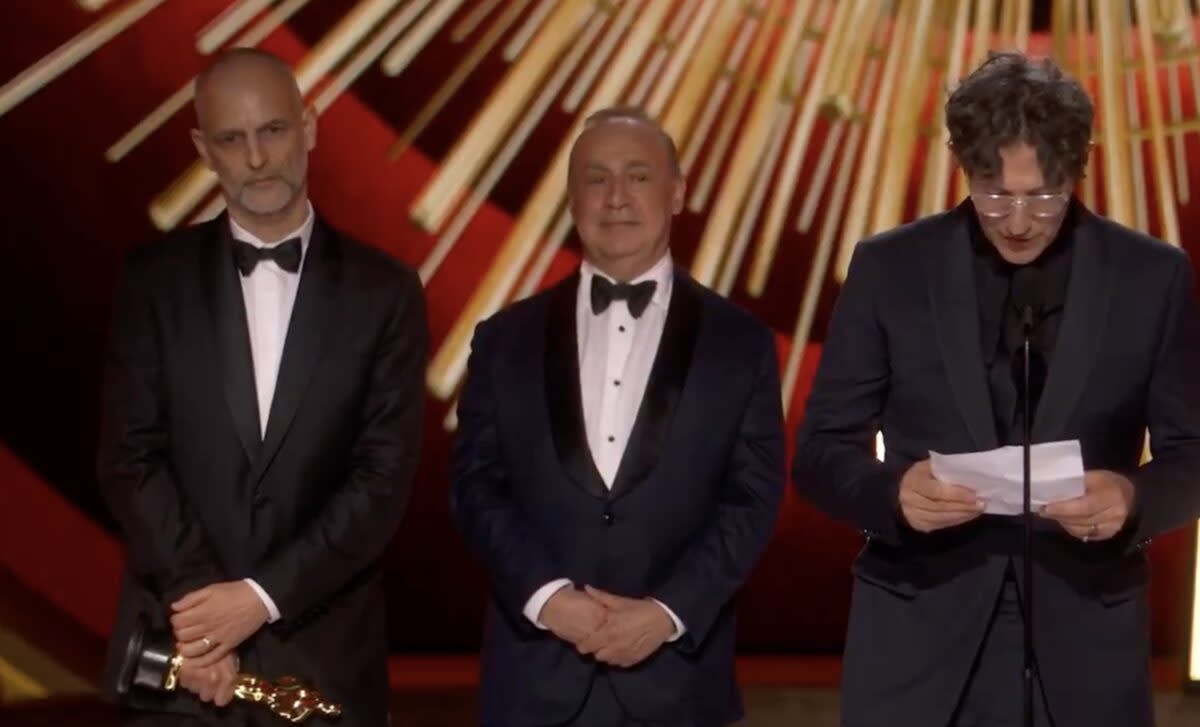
[597,303,634,483]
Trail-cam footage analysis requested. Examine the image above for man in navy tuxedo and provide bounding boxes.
[451,106,786,726]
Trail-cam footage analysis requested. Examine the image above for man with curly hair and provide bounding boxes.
[795,51,1200,726]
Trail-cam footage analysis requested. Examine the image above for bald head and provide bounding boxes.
[189,48,315,241]
[566,105,685,282]
[193,48,302,126]
[570,106,681,179]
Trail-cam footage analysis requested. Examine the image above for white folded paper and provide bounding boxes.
[929,440,1086,516]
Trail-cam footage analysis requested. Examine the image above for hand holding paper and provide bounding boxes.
[897,460,987,533]
[1040,469,1135,542]
[930,440,1086,516]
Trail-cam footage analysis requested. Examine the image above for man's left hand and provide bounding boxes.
[171,581,268,667]
[574,586,676,668]
[1040,470,1135,542]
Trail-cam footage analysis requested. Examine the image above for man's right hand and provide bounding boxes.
[898,459,986,533]
[538,587,608,645]
[178,652,240,707]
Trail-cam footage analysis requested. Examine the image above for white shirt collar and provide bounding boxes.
[580,250,674,311]
[228,200,315,255]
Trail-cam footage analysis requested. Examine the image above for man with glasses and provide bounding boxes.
[794,51,1200,726]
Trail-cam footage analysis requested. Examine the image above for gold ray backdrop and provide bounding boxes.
[8,0,1200,411]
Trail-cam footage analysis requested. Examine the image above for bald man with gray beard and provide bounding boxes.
[98,48,427,725]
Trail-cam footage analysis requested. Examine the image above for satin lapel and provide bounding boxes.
[929,205,1000,451]
[203,214,262,463]
[608,270,702,500]
[544,273,609,499]
[1032,209,1111,440]
[252,218,340,483]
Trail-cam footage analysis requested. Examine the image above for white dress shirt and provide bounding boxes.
[522,252,686,640]
[229,202,315,623]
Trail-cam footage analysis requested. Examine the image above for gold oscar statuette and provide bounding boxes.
[118,617,342,723]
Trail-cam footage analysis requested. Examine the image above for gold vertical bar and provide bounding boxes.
[416,8,607,282]
[921,0,972,216]
[1124,0,1151,230]
[690,0,813,285]
[868,0,937,235]
[1052,0,1071,61]
[409,0,591,232]
[688,1,784,212]
[783,16,887,409]
[955,0,998,204]
[564,0,643,112]
[1133,0,1181,244]
[970,0,998,66]
[745,0,857,295]
[784,121,869,410]
[452,0,504,41]
[387,0,532,160]
[196,0,274,54]
[1014,0,1032,50]
[835,1,910,280]
[679,9,759,172]
[646,0,721,116]
[515,207,575,300]
[1164,0,1190,203]
[1093,0,1135,225]
[1189,0,1200,150]
[627,0,698,107]
[380,0,469,75]
[504,0,560,61]
[820,0,880,115]
[717,111,790,296]
[0,0,168,118]
[999,0,1015,45]
[1073,0,1098,210]
[314,3,441,113]
[660,1,745,153]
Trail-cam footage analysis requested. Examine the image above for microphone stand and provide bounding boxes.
[1021,305,1035,727]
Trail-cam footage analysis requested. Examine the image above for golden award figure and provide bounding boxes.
[117,617,342,723]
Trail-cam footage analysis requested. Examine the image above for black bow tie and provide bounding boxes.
[232,238,302,276]
[590,275,656,318]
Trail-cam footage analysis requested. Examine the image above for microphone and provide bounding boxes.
[1010,265,1043,321]
[1012,266,1039,727]
[1010,267,1047,412]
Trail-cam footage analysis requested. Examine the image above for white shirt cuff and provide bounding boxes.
[651,598,686,642]
[244,578,281,623]
[523,579,573,628]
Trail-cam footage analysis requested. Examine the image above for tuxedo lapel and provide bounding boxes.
[929,205,1000,451]
[609,270,701,500]
[1033,208,1111,440]
[203,214,262,463]
[544,273,609,499]
[252,218,340,483]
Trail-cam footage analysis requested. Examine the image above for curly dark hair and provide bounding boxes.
[945,51,1094,187]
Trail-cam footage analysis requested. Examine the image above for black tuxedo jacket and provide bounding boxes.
[795,203,1200,727]
[97,213,427,725]
[451,269,785,726]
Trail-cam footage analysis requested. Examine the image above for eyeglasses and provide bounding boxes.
[970,192,1071,219]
